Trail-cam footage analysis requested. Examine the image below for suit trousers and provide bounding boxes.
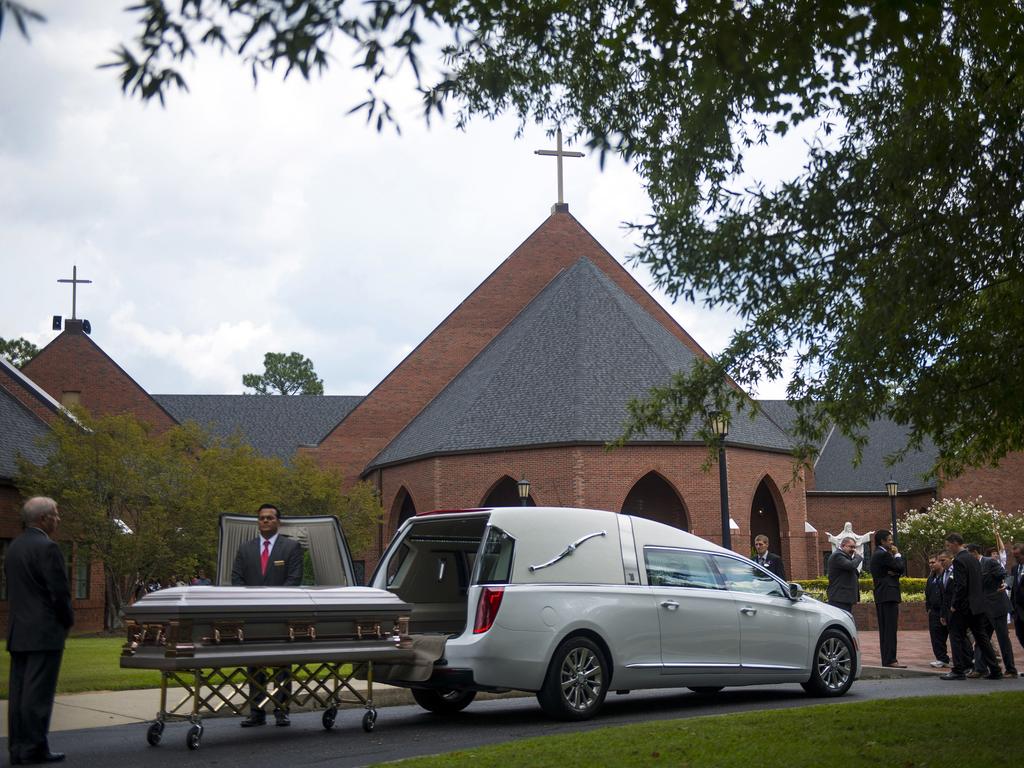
[248,666,292,714]
[875,601,899,666]
[927,609,949,663]
[948,610,974,674]
[7,649,63,761]
[828,600,853,615]
[988,615,1017,674]
[1015,615,1024,655]
[952,610,998,675]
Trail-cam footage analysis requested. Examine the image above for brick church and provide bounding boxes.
[3,205,1022,632]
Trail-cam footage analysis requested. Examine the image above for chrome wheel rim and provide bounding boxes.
[817,637,852,690]
[559,646,603,711]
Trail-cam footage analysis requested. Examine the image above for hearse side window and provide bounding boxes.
[644,548,720,589]
[711,554,787,598]
[473,527,515,585]
[385,543,411,587]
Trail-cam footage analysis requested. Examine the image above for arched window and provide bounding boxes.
[392,487,417,531]
[481,476,535,507]
[750,476,785,558]
[621,472,688,530]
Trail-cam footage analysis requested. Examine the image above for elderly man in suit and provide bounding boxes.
[1013,543,1024,659]
[974,545,1017,678]
[940,534,1000,680]
[869,529,906,667]
[925,552,951,668]
[231,503,303,727]
[826,536,862,614]
[753,535,786,581]
[5,497,75,765]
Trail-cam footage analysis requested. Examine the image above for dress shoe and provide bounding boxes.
[274,710,291,727]
[883,662,907,668]
[1005,670,1019,678]
[985,671,1003,680]
[939,672,966,680]
[965,670,983,678]
[240,712,266,727]
[22,752,66,764]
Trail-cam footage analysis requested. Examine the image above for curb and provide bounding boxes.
[858,665,935,680]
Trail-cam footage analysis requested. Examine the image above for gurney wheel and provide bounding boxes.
[186,724,203,750]
[146,721,164,746]
[362,709,376,732]
[322,707,337,730]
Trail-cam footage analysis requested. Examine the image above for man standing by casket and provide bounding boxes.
[231,504,303,727]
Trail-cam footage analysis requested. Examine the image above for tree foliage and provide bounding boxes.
[0,0,43,40]
[242,351,324,395]
[8,2,1023,476]
[898,497,1024,572]
[0,336,40,368]
[16,411,381,627]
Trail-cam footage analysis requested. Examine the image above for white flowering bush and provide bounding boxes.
[898,497,1024,570]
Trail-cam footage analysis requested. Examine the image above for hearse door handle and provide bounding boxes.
[740,606,757,616]
[660,600,679,611]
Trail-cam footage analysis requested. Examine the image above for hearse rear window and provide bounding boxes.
[473,527,515,585]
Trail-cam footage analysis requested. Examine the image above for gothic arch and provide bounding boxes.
[481,475,535,507]
[620,471,689,531]
[390,486,418,532]
[749,474,787,554]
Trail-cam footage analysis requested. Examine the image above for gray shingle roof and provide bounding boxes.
[0,387,52,481]
[811,418,938,493]
[153,395,362,460]
[367,258,792,470]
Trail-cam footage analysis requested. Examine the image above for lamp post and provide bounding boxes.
[710,413,731,550]
[517,478,531,507]
[885,480,899,545]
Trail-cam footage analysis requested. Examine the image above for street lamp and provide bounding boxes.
[517,478,531,507]
[710,413,731,550]
[885,479,899,545]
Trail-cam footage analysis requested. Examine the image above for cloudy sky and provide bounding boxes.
[1,2,802,399]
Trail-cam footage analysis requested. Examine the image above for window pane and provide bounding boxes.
[474,527,515,585]
[0,539,9,600]
[75,552,90,599]
[644,548,720,589]
[712,555,787,597]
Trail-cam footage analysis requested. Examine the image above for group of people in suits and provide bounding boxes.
[926,534,1022,679]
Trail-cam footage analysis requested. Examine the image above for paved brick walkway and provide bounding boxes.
[859,628,1020,675]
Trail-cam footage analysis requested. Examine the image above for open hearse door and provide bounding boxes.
[215,514,358,587]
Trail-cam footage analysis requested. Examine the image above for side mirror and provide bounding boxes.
[788,582,804,601]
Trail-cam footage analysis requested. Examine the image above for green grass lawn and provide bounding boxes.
[391,691,1024,767]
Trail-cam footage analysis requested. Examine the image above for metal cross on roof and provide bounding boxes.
[534,127,584,206]
[57,265,92,320]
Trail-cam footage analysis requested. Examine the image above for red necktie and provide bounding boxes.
[261,540,270,576]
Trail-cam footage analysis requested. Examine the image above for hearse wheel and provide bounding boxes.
[802,628,855,697]
[410,688,478,714]
[362,709,377,732]
[322,706,337,730]
[146,721,164,746]
[537,636,609,721]
[186,723,203,750]
[687,686,724,695]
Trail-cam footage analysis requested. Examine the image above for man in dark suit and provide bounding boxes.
[925,552,951,668]
[1012,543,1024,659]
[976,546,1017,677]
[753,535,786,581]
[869,529,906,667]
[826,536,862,614]
[940,533,1000,680]
[5,497,74,765]
[231,504,303,727]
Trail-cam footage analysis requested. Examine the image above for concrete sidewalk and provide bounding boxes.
[4,629,1016,735]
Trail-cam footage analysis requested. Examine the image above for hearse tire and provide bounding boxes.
[802,628,856,697]
[537,636,609,721]
[687,686,723,695]
[410,688,478,714]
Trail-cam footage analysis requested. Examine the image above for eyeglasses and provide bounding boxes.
[258,516,277,522]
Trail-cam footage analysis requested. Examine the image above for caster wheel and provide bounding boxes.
[322,707,337,730]
[186,724,203,750]
[146,721,164,746]
[362,710,377,732]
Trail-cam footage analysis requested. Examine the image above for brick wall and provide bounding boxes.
[939,452,1024,515]
[370,443,811,579]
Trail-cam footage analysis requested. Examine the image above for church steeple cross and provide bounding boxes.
[57,265,92,320]
[534,127,584,206]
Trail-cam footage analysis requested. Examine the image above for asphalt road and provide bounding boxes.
[19,677,1023,767]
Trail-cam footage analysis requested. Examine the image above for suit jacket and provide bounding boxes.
[950,549,985,615]
[4,527,75,652]
[756,552,786,581]
[826,550,862,605]
[925,572,944,613]
[980,556,1011,619]
[940,565,955,621]
[869,547,905,604]
[231,534,303,587]
[1012,561,1024,621]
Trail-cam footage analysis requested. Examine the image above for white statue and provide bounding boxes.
[825,522,873,572]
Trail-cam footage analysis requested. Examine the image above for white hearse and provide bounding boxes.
[371,506,860,720]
